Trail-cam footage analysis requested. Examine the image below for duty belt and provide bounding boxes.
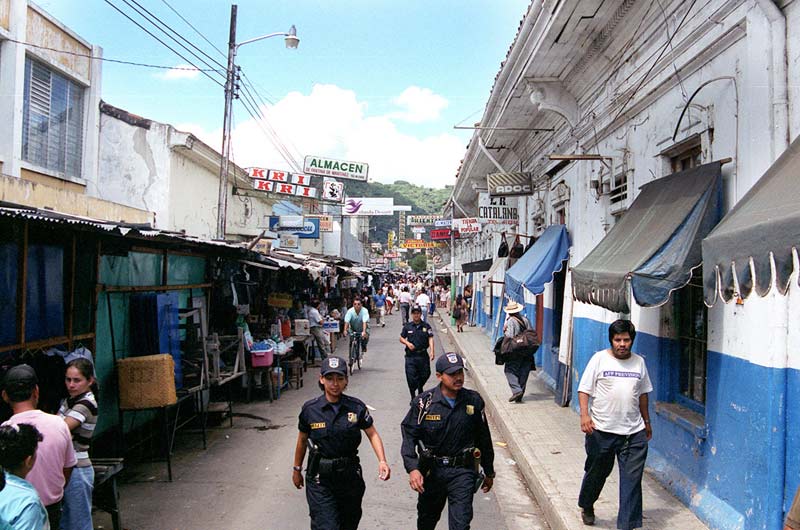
[433,454,470,467]
[406,349,428,357]
[316,455,359,476]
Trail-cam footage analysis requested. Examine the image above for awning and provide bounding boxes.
[505,225,570,303]
[572,161,722,312]
[480,257,508,289]
[240,259,278,271]
[703,136,800,304]
[461,258,493,273]
[437,263,454,274]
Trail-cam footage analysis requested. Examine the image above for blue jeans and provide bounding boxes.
[578,429,648,530]
[61,465,94,530]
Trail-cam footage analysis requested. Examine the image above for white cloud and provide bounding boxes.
[391,86,449,123]
[159,64,201,80]
[178,84,463,189]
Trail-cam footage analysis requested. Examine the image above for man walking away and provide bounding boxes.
[373,291,387,327]
[399,306,435,400]
[415,289,431,323]
[399,287,413,325]
[501,301,535,403]
[307,299,331,362]
[577,320,653,529]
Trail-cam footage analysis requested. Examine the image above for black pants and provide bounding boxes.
[417,467,477,530]
[405,353,431,399]
[578,429,649,530]
[306,466,366,530]
[45,501,62,530]
[400,303,410,324]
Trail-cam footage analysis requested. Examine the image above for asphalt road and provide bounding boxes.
[99,310,547,530]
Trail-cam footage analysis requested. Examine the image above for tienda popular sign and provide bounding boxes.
[452,218,481,233]
[304,155,369,181]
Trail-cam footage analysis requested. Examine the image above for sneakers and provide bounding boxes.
[508,392,523,402]
[581,507,595,526]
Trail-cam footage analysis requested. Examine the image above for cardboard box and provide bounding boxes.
[294,319,311,336]
[117,354,177,409]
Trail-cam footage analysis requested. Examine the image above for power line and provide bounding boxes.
[158,0,226,59]
[102,0,224,87]
[3,37,219,72]
[237,91,302,172]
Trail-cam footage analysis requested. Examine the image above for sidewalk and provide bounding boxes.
[435,309,708,530]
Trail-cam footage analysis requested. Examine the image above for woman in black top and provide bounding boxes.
[292,356,391,529]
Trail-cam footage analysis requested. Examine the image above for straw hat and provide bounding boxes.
[504,301,524,314]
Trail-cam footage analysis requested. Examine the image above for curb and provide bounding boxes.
[439,313,573,530]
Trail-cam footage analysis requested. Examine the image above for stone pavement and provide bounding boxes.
[434,309,708,530]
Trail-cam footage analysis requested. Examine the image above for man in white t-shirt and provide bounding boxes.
[414,290,431,322]
[576,320,652,529]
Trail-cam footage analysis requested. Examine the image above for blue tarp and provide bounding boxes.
[505,225,570,304]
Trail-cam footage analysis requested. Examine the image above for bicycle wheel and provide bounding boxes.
[349,338,357,375]
[357,348,362,370]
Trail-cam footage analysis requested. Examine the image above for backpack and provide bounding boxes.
[501,315,539,367]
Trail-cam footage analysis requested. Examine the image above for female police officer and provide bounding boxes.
[293,356,391,529]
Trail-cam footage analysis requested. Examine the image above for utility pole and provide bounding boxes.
[215,5,238,240]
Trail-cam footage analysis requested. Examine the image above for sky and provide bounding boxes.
[39,0,531,188]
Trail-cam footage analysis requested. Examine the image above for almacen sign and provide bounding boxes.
[304,155,369,181]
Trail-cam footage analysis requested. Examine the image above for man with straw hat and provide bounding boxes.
[501,301,535,403]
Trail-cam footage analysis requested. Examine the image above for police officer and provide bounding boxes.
[401,353,495,530]
[293,356,391,530]
[399,306,435,400]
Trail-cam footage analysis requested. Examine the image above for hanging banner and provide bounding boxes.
[487,171,534,197]
[408,214,442,225]
[248,167,318,198]
[452,218,481,234]
[434,219,452,228]
[321,179,345,203]
[268,216,320,239]
[478,192,518,224]
[343,197,394,216]
[411,226,426,234]
[430,229,452,240]
[304,155,369,181]
[278,233,300,250]
[268,292,294,308]
[308,215,333,232]
[401,240,446,249]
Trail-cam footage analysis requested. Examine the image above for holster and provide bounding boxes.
[417,440,433,477]
[306,440,321,477]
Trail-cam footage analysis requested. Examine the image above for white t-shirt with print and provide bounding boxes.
[577,349,653,435]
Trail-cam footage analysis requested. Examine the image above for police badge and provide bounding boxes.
[466,405,474,415]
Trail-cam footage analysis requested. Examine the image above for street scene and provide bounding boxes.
[1,1,800,530]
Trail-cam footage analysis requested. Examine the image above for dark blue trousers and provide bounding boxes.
[578,429,648,530]
[405,354,431,399]
[417,467,477,530]
[306,466,365,530]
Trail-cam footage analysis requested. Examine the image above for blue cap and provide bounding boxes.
[320,356,348,376]
[435,353,464,374]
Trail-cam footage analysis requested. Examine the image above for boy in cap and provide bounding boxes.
[2,364,77,529]
[400,353,495,530]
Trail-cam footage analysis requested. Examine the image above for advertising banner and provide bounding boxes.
[408,214,442,225]
[304,155,369,181]
[430,229,452,240]
[452,218,481,234]
[411,226,426,234]
[278,233,300,250]
[342,197,394,216]
[401,240,447,249]
[268,216,320,239]
[478,193,518,224]
[248,167,317,198]
[321,179,345,203]
[268,292,294,308]
[487,171,534,197]
[434,219,452,228]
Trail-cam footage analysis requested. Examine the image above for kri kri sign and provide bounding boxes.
[246,168,318,198]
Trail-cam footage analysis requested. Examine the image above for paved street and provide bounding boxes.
[98,311,547,530]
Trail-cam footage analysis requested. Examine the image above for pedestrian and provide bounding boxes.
[292,356,391,530]
[373,290,387,327]
[577,319,653,529]
[501,301,535,403]
[463,285,473,327]
[399,306,435,400]
[2,364,77,529]
[58,358,98,530]
[401,352,495,530]
[343,298,370,363]
[0,423,49,530]
[415,289,432,323]
[386,286,395,315]
[308,300,331,362]
[399,287,413,325]
[439,285,449,310]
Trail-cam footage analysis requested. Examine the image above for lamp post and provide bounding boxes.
[215,5,299,239]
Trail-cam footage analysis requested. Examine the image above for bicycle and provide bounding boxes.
[348,331,364,375]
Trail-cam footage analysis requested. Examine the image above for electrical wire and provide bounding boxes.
[237,91,302,172]
[102,0,224,87]
[2,37,219,72]
[158,0,226,58]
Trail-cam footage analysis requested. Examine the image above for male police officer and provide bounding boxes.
[399,306,435,400]
[401,353,495,530]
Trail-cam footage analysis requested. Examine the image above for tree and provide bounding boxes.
[410,253,428,273]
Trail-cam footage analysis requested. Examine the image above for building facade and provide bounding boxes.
[449,1,800,528]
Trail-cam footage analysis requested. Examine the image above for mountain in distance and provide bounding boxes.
[344,180,453,249]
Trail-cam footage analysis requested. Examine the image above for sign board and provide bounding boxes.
[252,238,272,254]
[401,240,446,249]
[452,218,481,234]
[308,215,334,232]
[268,216,320,239]
[434,219,452,228]
[321,179,345,203]
[384,252,398,258]
[343,197,394,216]
[430,229,452,240]
[268,292,294,308]
[411,226,426,234]
[478,193,518,224]
[248,168,317,198]
[408,214,442,225]
[322,319,340,333]
[304,155,369,181]
[487,171,534,197]
[279,233,300,250]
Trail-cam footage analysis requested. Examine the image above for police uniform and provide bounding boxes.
[401,353,495,530]
[400,316,434,399]
[298,358,373,530]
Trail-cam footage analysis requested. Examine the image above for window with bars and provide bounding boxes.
[22,57,85,178]
[673,267,708,408]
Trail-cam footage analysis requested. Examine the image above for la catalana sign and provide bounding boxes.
[304,155,369,181]
[401,240,446,249]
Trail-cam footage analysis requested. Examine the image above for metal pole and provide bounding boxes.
[215,5,238,239]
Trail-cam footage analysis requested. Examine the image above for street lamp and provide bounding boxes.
[215,5,300,240]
